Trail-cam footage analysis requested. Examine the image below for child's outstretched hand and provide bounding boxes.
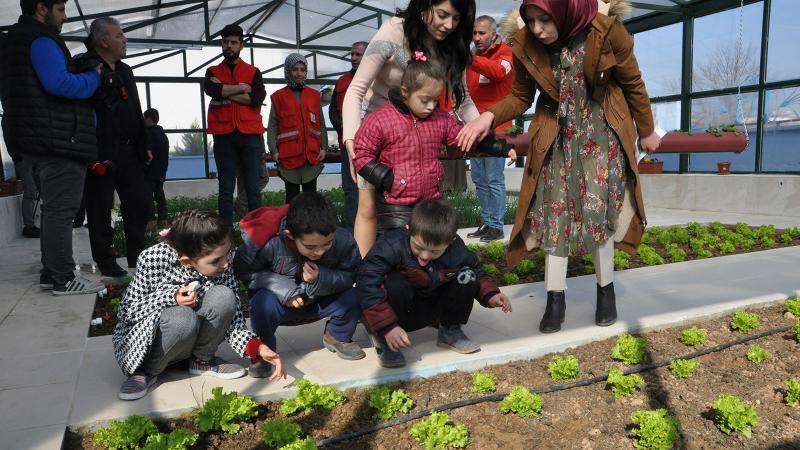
[175,286,197,307]
[488,292,513,313]
[287,296,305,308]
[384,326,411,351]
[258,344,286,381]
[302,261,319,284]
[506,148,518,166]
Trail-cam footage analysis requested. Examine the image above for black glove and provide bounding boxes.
[474,135,513,157]
[72,52,102,74]
[358,159,394,192]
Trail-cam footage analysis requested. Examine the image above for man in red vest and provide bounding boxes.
[329,41,367,229]
[465,15,514,243]
[204,24,266,223]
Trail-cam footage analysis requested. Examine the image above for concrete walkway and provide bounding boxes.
[0,211,799,450]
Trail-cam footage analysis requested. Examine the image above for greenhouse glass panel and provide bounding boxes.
[650,101,681,172]
[166,132,211,179]
[761,87,800,172]
[149,83,203,131]
[692,2,762,92]
[634,23,682,98]
[688,93,757,172]
[767,0,800,82]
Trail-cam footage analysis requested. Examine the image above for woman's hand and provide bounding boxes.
[318,148,326,163]
[258,344,286,381]
[457,112,495,151]
[345,140,357,183]
[639,132,662,153]
[506,148,518,166]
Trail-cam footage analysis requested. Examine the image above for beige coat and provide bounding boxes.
[488,1,654,267]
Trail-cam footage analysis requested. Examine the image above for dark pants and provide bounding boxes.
[213,131,263,223]
[383,270,476,332]
[339,145,357,229]
[146,180,168,221]
[85,146,151,268]
[284,178,317,204]
[13,158,38,228]
[26,154,86,285]
[249,287,360,351]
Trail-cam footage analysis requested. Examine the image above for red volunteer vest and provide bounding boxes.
[334,71,354,146]
[270,86,322,170]
[207,60,265,135]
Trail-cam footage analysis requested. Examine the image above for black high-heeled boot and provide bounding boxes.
[596,282,617,326]
[539,291,566,333]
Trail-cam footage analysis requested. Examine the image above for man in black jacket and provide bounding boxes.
[0,0,104,295]
[143,108,169,228]
[78,17,151,276]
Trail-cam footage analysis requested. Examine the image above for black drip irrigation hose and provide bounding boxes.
[316,324,795,447]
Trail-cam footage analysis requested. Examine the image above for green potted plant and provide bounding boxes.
[638,155,663,174]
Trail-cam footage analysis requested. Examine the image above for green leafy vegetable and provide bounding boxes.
[483,241,505,260]
[367,387,414,420]
[784,379,800,407]
[196,386,259,434]
[730,311,760,333]
[712,394,758,437]
[482,263,498,276]
[471,372,497,393]
[409,412,469,450]
[611,334,647,365]
[606,368,645,398]
[262,420,302,448]
[630,409,680,450]
[279,436,317,450]
[665,244,686,263]
[745,345,769,364]
[613,249,631,270]
[786,297,800,317]
[515,259,535,275]
[93,415,158,450]
[670,359,699,379]
[547,355,580,381]
[679,326,707,346]
[142,428,198,450]
[499,386,542,417]
[503,272,520,284]
[279,379,345,416]
[466,243,481,252]
[637,245,664,266]
[793,321,800,343]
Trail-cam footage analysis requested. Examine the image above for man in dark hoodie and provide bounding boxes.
[143,108,169,228]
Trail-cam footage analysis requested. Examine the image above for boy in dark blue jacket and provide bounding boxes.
[234,192,365,377]
[357,199,513,368]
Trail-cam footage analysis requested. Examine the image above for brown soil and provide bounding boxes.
[69,302,800,449]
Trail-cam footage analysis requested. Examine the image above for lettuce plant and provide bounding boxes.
[637,246,664,266]
[196,386,259,434]
[483,241,505,260]
[614,248,631,270]
[409,412,469,450]
[280,436,317,450]
[367,387,414,420]
[786,297,800,317]
[279,379,345,416]
[606,368,645,398]
[503,272,520,285]
[515,259,535,275]
[670,359,699,379]
[665,244,686,263]
[745,345,769,364]
[630,409,680,450]
[482,263,498,276]
[466,243,481,252]
[611,334,647,365]
[712,394,758,437]
[793,321,800,343]
[784,379,800,407]
[547,355,580,381]
[142,428,198,450]
[499,386,542,417]
[679,326,707,346]
[262,419,302,448]
[730,311,760,333]
[471,371,497,393]
[94,415,158,450]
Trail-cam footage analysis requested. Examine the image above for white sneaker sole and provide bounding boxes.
[189,367,246,380]
[118,376,157,401]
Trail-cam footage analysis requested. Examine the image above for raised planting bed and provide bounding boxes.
[89,222,800,338]
[67,300,800,449]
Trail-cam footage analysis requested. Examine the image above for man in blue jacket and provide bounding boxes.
[0,0,104,295]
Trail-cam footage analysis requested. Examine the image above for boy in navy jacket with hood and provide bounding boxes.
[234,192,365,377]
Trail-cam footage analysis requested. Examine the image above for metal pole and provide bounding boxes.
[754,0,771,172]
[295,0,301,51]
[679,12,693,173]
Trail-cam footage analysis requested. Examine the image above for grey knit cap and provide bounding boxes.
[284,53,308,88]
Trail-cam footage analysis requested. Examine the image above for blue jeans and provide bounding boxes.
[213,131,263,222]
[340,146,357,229]
[469,157,506,229]
[249,287,361,351]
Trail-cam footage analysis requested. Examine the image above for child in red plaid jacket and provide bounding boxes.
[352,56,516,233]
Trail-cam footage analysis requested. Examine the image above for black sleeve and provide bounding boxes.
[203,69,223,100]
[329,88,343,134]
[250,70,266,107]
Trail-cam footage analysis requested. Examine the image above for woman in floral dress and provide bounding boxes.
[458,0,661,333]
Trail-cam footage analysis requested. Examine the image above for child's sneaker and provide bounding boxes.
[189,357,246,379]
[52,275,105,296]
[248,360,274,378]
[322,333,366,360]
[119,372,157,401]
[436,324,480,354]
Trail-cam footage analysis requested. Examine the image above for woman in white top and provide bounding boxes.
[342,0,479,256]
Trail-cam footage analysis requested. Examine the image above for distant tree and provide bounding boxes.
[172,119,205,155]
[692,42,759,127]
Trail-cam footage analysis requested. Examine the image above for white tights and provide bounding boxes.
[544,238,614,292]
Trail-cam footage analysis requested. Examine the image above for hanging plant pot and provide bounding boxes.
[717,161,732,175]
[652,131,747,154]
[0,181,14,197]
[638,160,664,174]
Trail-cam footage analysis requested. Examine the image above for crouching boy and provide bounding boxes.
[357,199,512,368]
[234,193,365,377]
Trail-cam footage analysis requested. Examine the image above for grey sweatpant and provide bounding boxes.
[142,285,237,376]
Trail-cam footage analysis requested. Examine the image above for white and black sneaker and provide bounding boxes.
[52,275,105,296]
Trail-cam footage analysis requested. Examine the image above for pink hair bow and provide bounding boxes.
[158,228,171,239]
[414,51,427,62]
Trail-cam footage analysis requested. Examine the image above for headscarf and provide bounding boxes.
[283,53,307,88]
[521,0,598,48]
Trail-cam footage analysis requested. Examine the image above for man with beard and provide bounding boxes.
[328,41,367,230]
[0,0,104,295]
[77,17,151,276]
[465,15,514,243]
[204,24,267,223]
